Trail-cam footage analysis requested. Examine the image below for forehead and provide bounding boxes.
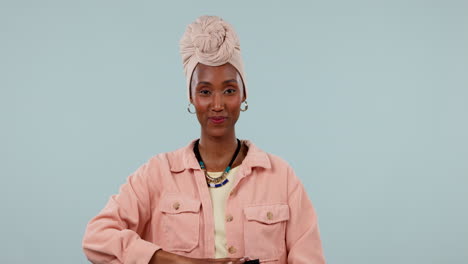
[192,63,240,83]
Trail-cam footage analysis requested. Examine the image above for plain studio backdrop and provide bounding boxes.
[1,0,467,263]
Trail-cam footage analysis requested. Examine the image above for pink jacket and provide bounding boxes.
[82,139,326,264]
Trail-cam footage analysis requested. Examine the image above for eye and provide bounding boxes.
[224,88,237,94]
[199,89,211,95]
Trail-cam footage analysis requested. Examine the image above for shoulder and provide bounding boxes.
[248,141,303,185]
[244,139,294,176]
[144,140,195,172]
[156,144,185,162]
[245,140,292,169]
[266,152,292,170]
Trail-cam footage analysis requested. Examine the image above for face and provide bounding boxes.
[190,63,245,138]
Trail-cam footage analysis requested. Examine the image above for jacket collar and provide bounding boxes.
[169,138,271,173]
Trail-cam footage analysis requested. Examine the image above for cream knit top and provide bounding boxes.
[206,165,240,258]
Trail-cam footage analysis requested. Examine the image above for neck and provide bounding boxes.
[198,130,239,171]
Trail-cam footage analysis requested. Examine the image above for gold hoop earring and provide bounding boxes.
[240,100,248,112]
[187,103,196,114]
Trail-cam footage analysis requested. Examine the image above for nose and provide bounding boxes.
[211,92,224,112]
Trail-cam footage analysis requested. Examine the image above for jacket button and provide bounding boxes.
[228,246,237,254]
[173,202,180,210]
[267,211,273,220]
[226,214,234,222]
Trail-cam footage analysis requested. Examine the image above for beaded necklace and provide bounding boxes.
[193,138,241,188]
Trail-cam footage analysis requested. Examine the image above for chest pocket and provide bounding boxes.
[243,204,290,262]
[159,193,201,252]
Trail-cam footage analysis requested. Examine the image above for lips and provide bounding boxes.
[209,116,227,124]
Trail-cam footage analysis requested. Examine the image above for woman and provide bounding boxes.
[82,15,326,264]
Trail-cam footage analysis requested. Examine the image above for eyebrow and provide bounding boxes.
[222,79,238,84]
[196,81,211,86]
[196,79,238,87]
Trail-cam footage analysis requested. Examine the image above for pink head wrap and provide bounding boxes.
[179,15,247,102]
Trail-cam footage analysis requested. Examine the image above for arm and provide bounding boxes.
[82,160,246,264]
[286,166,326,264]
[82,161,160,264]
[149,249,247,264]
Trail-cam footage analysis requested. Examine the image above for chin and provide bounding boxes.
[203,126,232,138]
[207,130,228,138]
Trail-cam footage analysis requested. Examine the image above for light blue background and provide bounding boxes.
[1,0,467,263]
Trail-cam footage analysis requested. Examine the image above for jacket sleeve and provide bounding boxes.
[82,160,161,264]
[286,165,326,264]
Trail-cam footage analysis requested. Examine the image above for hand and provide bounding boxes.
[190,257,247,264]
[150,249,247,264]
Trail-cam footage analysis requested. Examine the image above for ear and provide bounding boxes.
[189,87,194,103]
[241,86,246,102]
[238,74,246,101]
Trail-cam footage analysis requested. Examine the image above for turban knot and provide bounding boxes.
[180,15,247,101]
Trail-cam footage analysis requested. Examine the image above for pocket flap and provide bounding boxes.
[244,204,290,224]
[159,193,201,214]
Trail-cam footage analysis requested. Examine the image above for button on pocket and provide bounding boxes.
[267,211,274,220]
[243,204,290,262]
[159,193,201,252]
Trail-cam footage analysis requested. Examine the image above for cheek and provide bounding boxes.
[227,100,242,114]
[192,99,209,111]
